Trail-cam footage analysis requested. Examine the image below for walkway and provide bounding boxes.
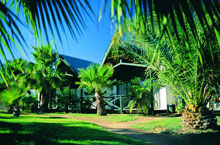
[72,116,220,145]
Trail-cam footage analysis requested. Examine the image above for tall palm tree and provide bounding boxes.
[21,44,63,111]
[77,64,113,116]
[111,18,220,129]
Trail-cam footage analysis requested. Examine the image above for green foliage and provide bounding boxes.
[128,77,156,115]
[56,87,73,112]
[0,0,93,65]
[77,63,114,92]
[21,94,38,111]
[0,82,29,108]
[0,59,28,89]
[111,17,220,113]
[106,0,220,46]
[22,44,63,93]
[176,98,185,114]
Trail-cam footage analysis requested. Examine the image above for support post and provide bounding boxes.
[120,95,124,114]
[80,88,83,113]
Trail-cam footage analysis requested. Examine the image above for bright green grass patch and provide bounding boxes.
[70,113,139,123]
[217,116,220,125]
[0,113,148,145]
[106,115,138,123]
[132,117,182,134]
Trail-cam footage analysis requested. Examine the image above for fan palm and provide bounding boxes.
[128,77,156,115]
[20,44,64,111]
[77,64,113,116]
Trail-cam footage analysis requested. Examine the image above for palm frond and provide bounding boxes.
[106,0,220,41]
[11,0,94,43]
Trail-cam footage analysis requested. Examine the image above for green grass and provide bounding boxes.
[131,117,182,134]
[106,115,138,123]
[217,116,220,125]
[70,113,139,123]
[0,112,148,145]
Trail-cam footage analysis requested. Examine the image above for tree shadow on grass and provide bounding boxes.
[0,121,146,145]
[106,127,220,145]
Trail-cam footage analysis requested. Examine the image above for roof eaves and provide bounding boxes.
[113,62,147,69]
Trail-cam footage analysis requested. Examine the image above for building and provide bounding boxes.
[100,42,176,113]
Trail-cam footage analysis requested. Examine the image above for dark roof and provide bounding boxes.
[59,54,93,72]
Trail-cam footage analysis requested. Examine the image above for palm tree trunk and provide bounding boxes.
[182,106,217,130]
[40,90,49,112]
[96,90,106,116]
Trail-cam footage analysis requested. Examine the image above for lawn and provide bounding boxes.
[70,113,139,123]
[0,112,148,145]
[132,116,220,134]
[131,117,182,134]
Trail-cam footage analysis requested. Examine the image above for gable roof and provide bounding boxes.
[59,54,93,73]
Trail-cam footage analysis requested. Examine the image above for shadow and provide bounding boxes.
[0,115,68,120]
[31,116,68,119]
[0,116,14,119]
[105,127,220,145]
[0,121,146,145]
[0,111,11,114]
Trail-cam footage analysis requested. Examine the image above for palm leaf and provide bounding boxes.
[105,0,220,41]
[11,0,94,43]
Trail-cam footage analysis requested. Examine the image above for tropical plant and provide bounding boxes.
[21,93,38,112]
[56,87,72,113]
[110,16,220,130]
[0,58,30,115]
[77,64,114,116]
[0,81,29,116]
[20,44,64,112]
[128,77,156,115]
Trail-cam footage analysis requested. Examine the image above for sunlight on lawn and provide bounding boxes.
[70,113,140,123]
[132,117,182,133]
[0,113,148,145]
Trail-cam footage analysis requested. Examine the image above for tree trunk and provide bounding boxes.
[182,106,217,130]
[13,105,20,117]
[96,90,106,116]
[40,90,49,112]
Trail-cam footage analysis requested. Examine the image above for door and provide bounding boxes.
[153,87,167,110]
[159,87,167,110]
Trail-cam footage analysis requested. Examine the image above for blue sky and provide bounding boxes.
[4,0,114,64]
[55,0,114,63]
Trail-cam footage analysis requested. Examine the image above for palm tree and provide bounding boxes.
[128,77,156,115]
[77,64,113,116]
[0,59,29,116]
[0,81,29,116]
[111,17,220,129]
[21,44,63,111]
